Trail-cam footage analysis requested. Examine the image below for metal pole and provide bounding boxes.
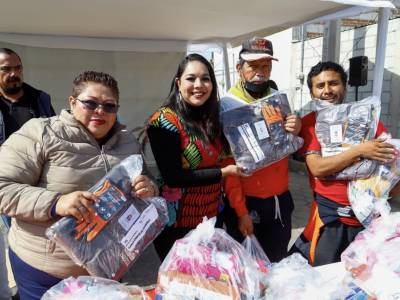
[322,20,341,63]
[232,52,236,83]
[222,42,232,91]
[372,7,391,99]
[299,25,306,115]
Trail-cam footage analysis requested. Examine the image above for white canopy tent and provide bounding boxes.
[0,0,351,48]
[0,0,396,128]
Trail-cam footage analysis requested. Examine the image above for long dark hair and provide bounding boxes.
[164,53,221,144]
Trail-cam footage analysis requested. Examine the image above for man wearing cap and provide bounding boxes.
[220,37,301,262]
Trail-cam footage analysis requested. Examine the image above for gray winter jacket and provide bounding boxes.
[0,109,140,278]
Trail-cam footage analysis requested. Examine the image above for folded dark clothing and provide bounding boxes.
[315,96,380,180]
[221,92,303,174]
[46,155,169,280]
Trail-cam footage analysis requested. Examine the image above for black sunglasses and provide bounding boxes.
[76,99,119,113]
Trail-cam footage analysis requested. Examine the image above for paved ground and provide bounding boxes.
[2,161,400,289]
[288,164,313,247]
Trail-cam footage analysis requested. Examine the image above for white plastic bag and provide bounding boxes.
[156,217,265,299]
[341,213,400,299]
[46,155,169,280]
[242,234,271,271]
[41,276,150,300]
[348,135,400,226]
[265,254,347,299]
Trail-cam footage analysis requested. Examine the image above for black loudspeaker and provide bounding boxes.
[348,56,368,87]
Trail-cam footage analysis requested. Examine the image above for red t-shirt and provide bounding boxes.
[299,111,386,206]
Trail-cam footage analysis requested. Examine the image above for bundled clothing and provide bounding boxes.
[290,111,386,266]
[147,107,225,259]
[220,81,294,262]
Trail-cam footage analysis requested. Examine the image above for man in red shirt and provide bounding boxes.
[221,37,301,262]
[290,61,396,266]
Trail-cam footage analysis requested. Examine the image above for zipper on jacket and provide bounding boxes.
[100,145,110,173]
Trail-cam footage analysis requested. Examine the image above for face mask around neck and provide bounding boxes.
[244,80,269,95]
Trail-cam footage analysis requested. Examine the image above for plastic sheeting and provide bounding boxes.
[221,92,303,174]
[46,155,169,280]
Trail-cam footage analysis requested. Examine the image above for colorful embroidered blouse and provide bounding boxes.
[148,107,223,228]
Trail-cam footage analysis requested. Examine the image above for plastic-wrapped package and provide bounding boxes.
[341,213,400,299]
[242,234,270,296]
[264,253,347,300]
[315,96,381,180]
[242,234,271,273]
[348,135,400,226]
[46,155,169,280]
[156,217,265,299]
[41,276,150,300]
[221,92,303,174]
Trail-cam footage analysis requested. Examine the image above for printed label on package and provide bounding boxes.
[330,124,343,143]
[237,123,265,163]
[254,120,270,140]
[120,204,158,252]
[165,280,232,300]
[118,204,140,231]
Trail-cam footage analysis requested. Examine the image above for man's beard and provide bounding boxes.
[3,85,22,95]
[2,77,22,95]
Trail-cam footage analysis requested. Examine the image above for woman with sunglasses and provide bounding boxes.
[147,54,245,259]
[0,71,158,300]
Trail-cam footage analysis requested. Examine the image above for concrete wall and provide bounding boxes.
[0,41,185,130]
[290,18,400,138]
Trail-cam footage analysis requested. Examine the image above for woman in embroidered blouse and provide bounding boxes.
[147,54,244,259]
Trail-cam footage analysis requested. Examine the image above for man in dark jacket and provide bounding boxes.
[0,48,55,145]
[0,47,55,300]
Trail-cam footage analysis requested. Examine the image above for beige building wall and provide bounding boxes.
[0,41,185,130]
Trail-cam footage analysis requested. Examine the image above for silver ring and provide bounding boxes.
[78,206,85,211]
[144,187,149,192]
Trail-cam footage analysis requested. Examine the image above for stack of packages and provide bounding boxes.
[221,91,303,174]
[342,137,400,299]
[156,218,270,299]
[315,96,381,180]
[341,213,400,299]
[41,276,150,300]
[46,155,169,280]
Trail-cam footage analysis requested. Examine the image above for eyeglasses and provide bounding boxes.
[0,65,23,73]
[76,99,119,113]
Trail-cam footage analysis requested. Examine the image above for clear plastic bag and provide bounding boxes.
[348,134,400,226]
[265,253,347,300]
[46,155,169,280]
[315,96,381,180]
[156,217,265,299]
[221,91,303,175]
[242,234,271,272]
[341,213,400,299]
[41,276,150,300]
